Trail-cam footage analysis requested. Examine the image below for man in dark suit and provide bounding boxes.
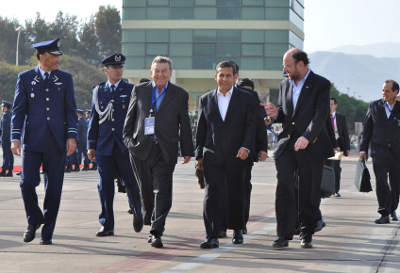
[236,77,269,234]
[360,80,400,224]
[261,48,333,248]
[87,53,142,237]
[329,97,350,197]
[11,38,78,245]
[123,56,193,248]
[1,100,13,177]
[195,61,257,248]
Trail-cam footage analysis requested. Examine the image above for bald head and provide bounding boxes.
[282,48,310,83]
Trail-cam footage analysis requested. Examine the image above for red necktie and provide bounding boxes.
[330,114,335,130]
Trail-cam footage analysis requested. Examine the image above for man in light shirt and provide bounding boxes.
[359,80,400,224]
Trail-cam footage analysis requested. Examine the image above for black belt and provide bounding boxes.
[152,139,159,145]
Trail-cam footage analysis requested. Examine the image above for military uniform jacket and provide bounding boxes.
[360,99,400,160]
[88,80,133,157]
[77,117,87,144]
[1,111,11,142]
[11,66,78,152]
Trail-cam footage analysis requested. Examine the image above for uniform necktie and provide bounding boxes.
[330,113,335,130]
[44,72,49,87]
[111,85,115,93]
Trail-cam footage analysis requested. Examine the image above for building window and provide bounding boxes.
[146,8,170,19]
[193,30,216,42]
[216,43,240,56]
[123,0,146,6]
[122,30,146,42]
[217,7,241,19]
[123,8,146,20]
[193,43,216,55]
[264,43,287,57]
[193,57,216,69]
[194,7,217,19]
[146,30,169,42]
[217,0,241,6]
[241,57,263,70]
[126,57,145,69]
[170,0,194,6]
[173,57,192,69]
[242,44,263,56]
[241,30,264,43]
[170,29,193,42]
[146,43,168,55]
[195,0,216,5]
[170,43,193,56]
[265,7,289,20]
[265,30,288,43]
[242,7,264,20]
[242,0,264,6]
[148,0,169,6]
[217,30,240,42]
[171,7,194,19]
[123,43,145,56]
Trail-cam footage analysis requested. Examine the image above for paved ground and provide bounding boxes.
[0,150,399,273]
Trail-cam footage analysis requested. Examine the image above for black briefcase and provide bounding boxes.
[320,165,336,197]
[354,159,372,192]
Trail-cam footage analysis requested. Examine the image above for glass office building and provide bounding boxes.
[121,0,304,110]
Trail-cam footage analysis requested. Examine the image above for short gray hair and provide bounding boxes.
[151,56,173,70]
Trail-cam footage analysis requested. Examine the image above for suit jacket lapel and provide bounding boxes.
[33,66,45,87]
[285,83,294,117]
[47,70,60,88]
[379,99,389,120]
[293,71,314,117]
[224,87,239,121]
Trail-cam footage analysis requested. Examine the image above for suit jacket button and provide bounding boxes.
[47,117,50,120]
[112,128,115,131]
[46,98,49,101]
[46,88,49,92]
[46,107,49,111]
[288,135,290,138]
[292,122,295,125]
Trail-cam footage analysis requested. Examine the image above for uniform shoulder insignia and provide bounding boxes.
[93,82,106,89]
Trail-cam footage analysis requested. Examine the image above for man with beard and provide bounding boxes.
[261,48,333,248]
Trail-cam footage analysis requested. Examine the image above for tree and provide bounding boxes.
[95,5,122,58]
[49,11,80,57]
[79,15,101,67]
[0,60,31,103]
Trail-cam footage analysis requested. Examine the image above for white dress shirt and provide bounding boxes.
[38,67,51,79]
[217,86,233,121]
[331,111,339,139]
[385,101,394,119]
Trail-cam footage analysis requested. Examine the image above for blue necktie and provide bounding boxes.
[111,84,115,93]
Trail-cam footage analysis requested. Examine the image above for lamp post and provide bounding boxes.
[15,26,26,66]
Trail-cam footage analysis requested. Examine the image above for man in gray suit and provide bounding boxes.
[123,56,193,248]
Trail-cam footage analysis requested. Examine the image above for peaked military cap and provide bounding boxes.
[85,109,91,114]
[101,53,125,67]
[33,38,63,56]
[77,109,84,114]
[1,100,12,108]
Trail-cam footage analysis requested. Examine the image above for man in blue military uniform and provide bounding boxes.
[75,109,87,171]
[87,53,143,236]
[11,38,78,245]
[81,109,91,171]
[1,100,13,177]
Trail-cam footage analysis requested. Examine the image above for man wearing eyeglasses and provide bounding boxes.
[261,48,333,249]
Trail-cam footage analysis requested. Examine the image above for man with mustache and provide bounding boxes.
[11,38,78,245]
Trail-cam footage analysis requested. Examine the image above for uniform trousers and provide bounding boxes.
[203,163,246,239]
[76,141,87,167]
[2,140,14,171]
[96,142,142,231]
[244,165,253,226]
[130,143,175,236]
[275,144,324,241]
[372,149,400,216]
[20,134,65,239]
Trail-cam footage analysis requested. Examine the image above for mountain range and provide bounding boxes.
[309,45,400,102]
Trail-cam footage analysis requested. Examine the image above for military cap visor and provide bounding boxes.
[1,100,12,108]
[85,109,91,114]
[77,109,84,114]
[101,53,125,67]
[33,38,63,56]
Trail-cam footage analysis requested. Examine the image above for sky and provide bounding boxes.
[1,0,400,53]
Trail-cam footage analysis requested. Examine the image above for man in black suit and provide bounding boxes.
[261,48,333,248]
[123,56,193,248]
[329,97,350,197]
[360,80,400,224]
[236,77,269,233]
[196,61,257,248]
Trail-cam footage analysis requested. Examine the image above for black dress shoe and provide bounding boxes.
[40,237,52,245]
[23,224,41,243]
[242,227,247,234]
[5,170,13,177]
[127,209,133,214]
[133,214,143,233]
[375,215,390,224]
[150,235,163,248]
[232,230,243,244]
[300,239,313,248]
[0,170,6,176]
[218,230,227,238]
[96,227,114,236]
[272,236,289,248]
[391,211,398,221]
[200,237,219,249]
[315,219,326,232]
